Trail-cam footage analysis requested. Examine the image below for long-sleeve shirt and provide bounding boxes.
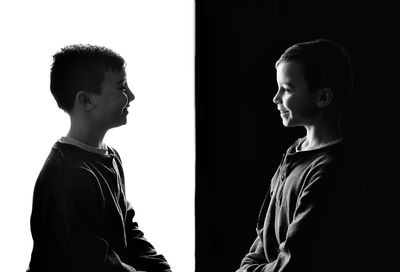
[28,141,172,272]
[237,138,368,272]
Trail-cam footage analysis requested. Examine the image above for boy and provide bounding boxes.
[28,44,172,272]
[236,39,368,272]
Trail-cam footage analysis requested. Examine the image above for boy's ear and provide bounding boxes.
[76,91,95,111]
[316,88,333,108]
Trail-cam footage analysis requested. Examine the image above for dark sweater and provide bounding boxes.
[28,141,172,272]
[237,138,368,272]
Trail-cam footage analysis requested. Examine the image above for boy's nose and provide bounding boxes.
[127,87,135,102]
[272,90,281,104]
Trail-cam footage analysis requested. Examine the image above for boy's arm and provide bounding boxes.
[123,202,172,272]
[53,169,138,272]
[236,165,354,272]
[236,235,268,272]
[110,148,171,272]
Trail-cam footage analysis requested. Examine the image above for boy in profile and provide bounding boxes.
[236,39,368,272]
[28,44,172,272]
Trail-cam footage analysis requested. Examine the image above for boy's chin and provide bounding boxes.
[283,122,298,127]
[116,119,128,127]
[107,118,128,130]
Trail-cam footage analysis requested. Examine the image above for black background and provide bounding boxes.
[195,1,395,271]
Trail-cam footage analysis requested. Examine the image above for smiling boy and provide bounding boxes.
[28,45,172,272]
[236,39,368,272]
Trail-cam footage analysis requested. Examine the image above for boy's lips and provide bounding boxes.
[278,108,289,114]
[278,109,289,118]
[123,104,130,113]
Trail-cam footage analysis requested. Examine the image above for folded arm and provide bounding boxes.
[123,202,172,272]
[52,170,137,272]
[237,167,343,272]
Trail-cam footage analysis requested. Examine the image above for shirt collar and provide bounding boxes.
[58,136,109,156]
[290,137,344,154]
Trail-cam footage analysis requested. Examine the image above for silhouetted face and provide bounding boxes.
[91,68,135,130]
[273,61,318,127]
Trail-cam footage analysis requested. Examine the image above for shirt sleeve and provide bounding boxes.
[237,235,268,272]
[123,201,172,272]
[236,163,352,272]
[53,168,138,272]
[110,147,172,272]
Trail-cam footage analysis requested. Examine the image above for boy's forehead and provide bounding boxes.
[277,61,305,81]
[277,60,303,72]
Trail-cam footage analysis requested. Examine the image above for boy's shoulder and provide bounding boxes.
[44,141,97,169]
[286,137,353,172]
[292,138,363,184]
[35,141,119,193]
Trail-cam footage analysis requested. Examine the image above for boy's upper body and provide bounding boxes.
[236,39,368,272]
[28,45,172,272]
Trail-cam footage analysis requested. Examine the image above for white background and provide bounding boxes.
[0,1,195,271]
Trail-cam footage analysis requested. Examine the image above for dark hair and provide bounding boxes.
[50,44,125,112]
[275,39,353,109]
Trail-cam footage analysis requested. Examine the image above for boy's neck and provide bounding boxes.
[67,121,107,149]
[301,122,342,151]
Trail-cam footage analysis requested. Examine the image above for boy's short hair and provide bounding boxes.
[275,39,353,109]
[50,44,126,112]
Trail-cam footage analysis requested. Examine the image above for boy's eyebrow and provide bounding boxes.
[279,81,294,87]
[117,79,127,85]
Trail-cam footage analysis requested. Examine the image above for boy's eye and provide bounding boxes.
[279,86,290,93]
[282,87,292,93]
